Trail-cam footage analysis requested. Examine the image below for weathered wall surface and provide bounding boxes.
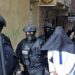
[0,0,30,48]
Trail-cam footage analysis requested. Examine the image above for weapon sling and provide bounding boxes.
[0,34,6,75]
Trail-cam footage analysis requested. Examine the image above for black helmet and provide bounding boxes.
[0,16,6,27]
[43,22,55,34]
[43,22,52,28]
[23,24,36,32]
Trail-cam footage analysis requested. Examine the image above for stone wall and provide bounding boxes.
[0,0,30,49]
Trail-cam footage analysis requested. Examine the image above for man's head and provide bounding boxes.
[0,16,6,32]
[23,25,36,41]
[43,22,55,39]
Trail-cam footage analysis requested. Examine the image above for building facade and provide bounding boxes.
[30,0,71,33]
[0,0,30,48]
[0,0,71,48]
[71,0,75,15]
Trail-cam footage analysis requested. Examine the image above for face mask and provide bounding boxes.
[26,32,35,41]
[45,28,50,32]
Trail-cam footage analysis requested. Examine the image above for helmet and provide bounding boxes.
[23,25,36,32]
[43,22,52,28]
[43,22,55,38]
[0,16,6,27]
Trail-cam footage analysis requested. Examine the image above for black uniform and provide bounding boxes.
[0,16,18,75]
[0,33,18,75]
[16,25,45,75]
[39,22,55,72]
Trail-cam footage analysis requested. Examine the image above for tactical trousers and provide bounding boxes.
[29,66,44,75]
[23,65,44,75]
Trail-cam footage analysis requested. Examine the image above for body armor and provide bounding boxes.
[16,37,45,75]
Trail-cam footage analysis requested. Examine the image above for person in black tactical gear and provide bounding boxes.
[43,21,55,41]
[39,21,55,73]
[0,16,18,75]
[16,25,45,75]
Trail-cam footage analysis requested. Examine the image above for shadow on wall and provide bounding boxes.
[5,28,23,49]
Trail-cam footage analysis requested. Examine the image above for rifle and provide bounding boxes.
[0,33,6,75]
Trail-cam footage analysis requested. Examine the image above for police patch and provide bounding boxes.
[22,50,29,55]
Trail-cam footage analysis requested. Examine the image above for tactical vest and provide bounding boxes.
[19,38,44,68]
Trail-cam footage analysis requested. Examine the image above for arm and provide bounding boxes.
[15,43,23,75]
